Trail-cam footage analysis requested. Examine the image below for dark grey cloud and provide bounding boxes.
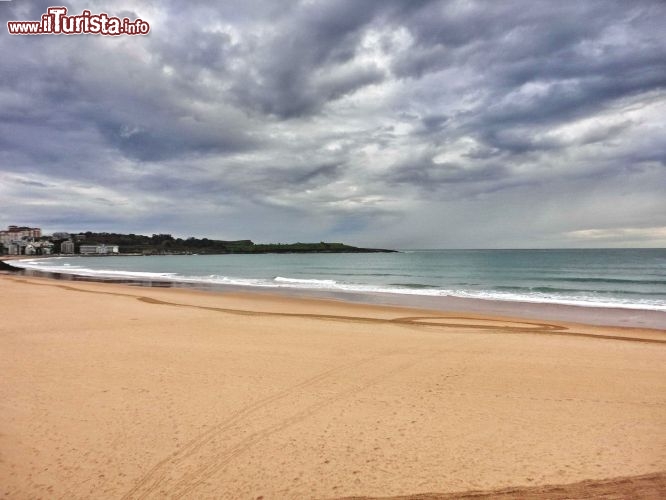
[388,153,509,190]
[1,0,665,247]
[225,0,390,118]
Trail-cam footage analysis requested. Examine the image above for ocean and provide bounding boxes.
[13,249,666,312]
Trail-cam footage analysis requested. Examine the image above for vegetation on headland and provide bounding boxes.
[62,232,395,255]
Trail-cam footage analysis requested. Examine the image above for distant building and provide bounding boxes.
[38,241,54,255]
[6,241,26,255]
[18,241,53,256]
[61,240,75,254]
[0,225,41,246]
[79,244,119,255]
[79,245,98,255]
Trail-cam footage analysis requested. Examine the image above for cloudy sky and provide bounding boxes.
[1,0,665,248]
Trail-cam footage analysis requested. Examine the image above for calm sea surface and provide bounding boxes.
[15,249,666,311]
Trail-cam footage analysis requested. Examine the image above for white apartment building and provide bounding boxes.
[79,244,119,255]
[60,240,75,254]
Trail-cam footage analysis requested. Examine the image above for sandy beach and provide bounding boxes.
[1,273,665,499]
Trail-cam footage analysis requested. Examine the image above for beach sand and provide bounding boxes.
[0,274,665,499]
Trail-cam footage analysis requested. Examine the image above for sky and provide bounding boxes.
[1,0,665,248]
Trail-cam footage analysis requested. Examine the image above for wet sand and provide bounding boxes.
[5,255,666,330]
[0,274,664,498]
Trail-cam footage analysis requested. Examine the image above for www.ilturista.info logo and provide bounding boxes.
[7,6,150,35]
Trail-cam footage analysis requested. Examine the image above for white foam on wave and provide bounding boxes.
[186,274,267,287]
[10,260,666,312]
[448,288,666,312]
[11,259,178,280]
[274,276,337,285]
[244,275,666,311]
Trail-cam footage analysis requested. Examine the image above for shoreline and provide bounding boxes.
[1,273,664,498]
[4,256,666,330]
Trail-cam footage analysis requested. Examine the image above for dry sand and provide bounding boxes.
[0,274,664,499]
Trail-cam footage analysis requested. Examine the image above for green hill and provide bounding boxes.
[64,232,395,255]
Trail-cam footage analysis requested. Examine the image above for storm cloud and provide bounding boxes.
[1,0,665,247]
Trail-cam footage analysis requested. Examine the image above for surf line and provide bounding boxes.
[10,276,666,344]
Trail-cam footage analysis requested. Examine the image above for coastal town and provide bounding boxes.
[0,225,118,256]
[0,225,392,256]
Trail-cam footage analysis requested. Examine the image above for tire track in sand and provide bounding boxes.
[167,352,431,499]
[120,352,393,499]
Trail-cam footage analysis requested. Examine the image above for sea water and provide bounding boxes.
[13,249,666,312]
